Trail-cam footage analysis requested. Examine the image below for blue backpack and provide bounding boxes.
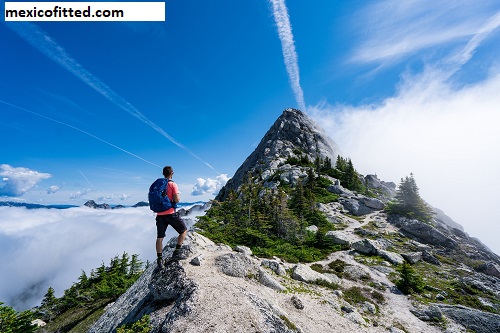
[148,178,177,212]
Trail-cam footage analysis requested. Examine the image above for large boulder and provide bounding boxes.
[359,196,385,210]
[437,304,500,333]
[261,259,287,276]
[292,264,332,284]
[377,250,405,265]
[327,184,354,197]
[364,174,397,199]
[338,198,374,216]
[402,252,422,265]
[352,239,381,255]
[476,262,500,279]
[325,231,351,246]
[397,217,457,249]
[215,253,257,278]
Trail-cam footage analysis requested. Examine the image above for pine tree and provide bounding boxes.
[0,302,36,333]
[39,287,59,321]
[388,173,434,223]
[396,262,425,294]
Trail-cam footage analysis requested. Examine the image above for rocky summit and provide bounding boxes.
[53,109,500,333]
[216,108,340,200]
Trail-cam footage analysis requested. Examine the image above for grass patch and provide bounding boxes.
[279,315,297,331]
[343,286,370,305]
[327,259,347,277]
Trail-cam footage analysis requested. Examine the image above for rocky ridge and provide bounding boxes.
[86,109,500,333]
[88,227,500,333]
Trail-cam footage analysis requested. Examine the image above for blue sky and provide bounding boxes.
[2,1,500,251]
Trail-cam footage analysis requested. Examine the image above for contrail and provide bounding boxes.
[6,22,219,174]
[78,170,94,189]
[269,0,306,111]
[0,100,161,168]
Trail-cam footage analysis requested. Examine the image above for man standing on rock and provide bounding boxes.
[155,166,188,269]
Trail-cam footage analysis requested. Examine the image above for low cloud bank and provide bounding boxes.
[0,205,203,310]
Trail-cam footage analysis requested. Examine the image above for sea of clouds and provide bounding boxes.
[0,205,204,310]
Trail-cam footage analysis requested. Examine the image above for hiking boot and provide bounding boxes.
[171,249,182,260]
[157,257,165,270]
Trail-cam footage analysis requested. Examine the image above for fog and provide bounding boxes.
[0,205,202,310]
[309,70,500,256]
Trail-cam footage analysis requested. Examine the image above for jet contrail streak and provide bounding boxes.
[6,22,219,174]
[78,170,94,188]
[269,0,306,112]
[0,100,162,168]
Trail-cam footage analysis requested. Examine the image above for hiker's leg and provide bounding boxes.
[177,229,187,246]
[156,216,168,254]
[169,213,188,246]
[156,237,164,253]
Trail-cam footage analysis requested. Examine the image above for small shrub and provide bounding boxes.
[343,286,369,305]
[314,279,339,290]
[370,290,385,304]
[327,259,347,276]
[310,264,324,273]
[116,315,152,333]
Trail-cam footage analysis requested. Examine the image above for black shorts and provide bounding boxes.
[156,212,187,238]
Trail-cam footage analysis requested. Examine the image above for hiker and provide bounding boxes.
[154,166,188,269]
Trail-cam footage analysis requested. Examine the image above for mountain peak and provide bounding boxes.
[217,108,340,200]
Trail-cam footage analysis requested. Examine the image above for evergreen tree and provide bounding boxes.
[388,173,434,223]
[0,302,36,333]
[396,262,425,294]
[39,287,59,321]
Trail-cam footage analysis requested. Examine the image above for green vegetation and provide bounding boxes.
[327,259,347,277]
[35,252,144,333]
[386,173,434,223]
[320,156,366,192]
[279,314,297,331]
[198,156,368,262]
[395,262,425,295]
[0,302,37,333]
[343,286,385,306]
[116,315,152,333]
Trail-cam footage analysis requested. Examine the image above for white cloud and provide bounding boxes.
[0,164,51,197]
[191,174,229,196]
[269,0,306,111]
[309,68,500,256]
[69,189,91,200]
[0,206,202,310]
[98,193,132,201]
[47,185,60,194]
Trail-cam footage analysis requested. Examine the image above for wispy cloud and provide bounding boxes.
[269,0,306,111]
[0,100,161,168]
[0,164,51,197]
[47,185,60,194]
[351,0,500,68]
[6,22,218,174]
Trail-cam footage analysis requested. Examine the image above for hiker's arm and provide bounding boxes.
[173,193,180,203]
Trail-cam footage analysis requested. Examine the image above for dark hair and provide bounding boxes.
[163,166,174,178]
